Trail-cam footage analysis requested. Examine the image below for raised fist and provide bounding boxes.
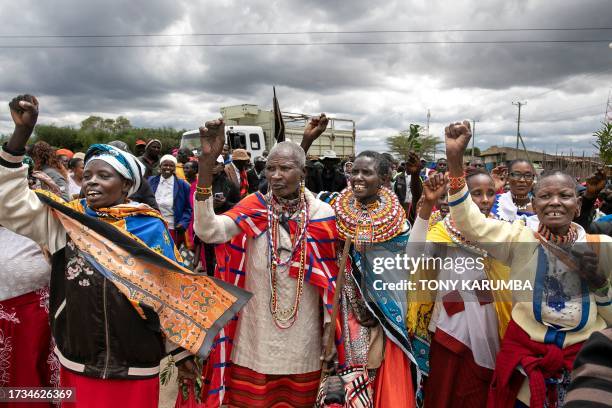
[9,94,39,130]
[303,113,328,143]
[199,118,225,163]
[444,120,472,161]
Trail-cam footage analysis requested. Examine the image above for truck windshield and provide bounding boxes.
[180,133,200,153]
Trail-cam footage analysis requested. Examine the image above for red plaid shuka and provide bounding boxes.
[200,192,346,408]
[239,169,249,198]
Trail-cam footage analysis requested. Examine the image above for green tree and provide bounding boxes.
[386,124,442,161]
[464,147,481,156]
[593,122,612,165]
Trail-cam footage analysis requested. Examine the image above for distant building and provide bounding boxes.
[479,145,603,179]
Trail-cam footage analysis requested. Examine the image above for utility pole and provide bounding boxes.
[606,89,612,124]
[512,101,526,151]
[471,119,478,157]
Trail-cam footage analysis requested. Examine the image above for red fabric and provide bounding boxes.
[59,367,158,408]
[194,192,345,408]
[487,320,582,408]
[169,229,184,248]
[185,178,198,250]
[425,329,493,408]
[0,289,59,408]
[373,338,416,408]
[239,169,249,198]
[225,364,320,407]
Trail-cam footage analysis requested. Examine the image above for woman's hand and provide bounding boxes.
[300,113,328,154]
[571,245,607,289]
[418,173,448,220]
[7,94,39,153]
[444,121,472,177]
[491,166,507,192]
[31,171,61,195]
[198,119,225,165]
[423,173,448,205]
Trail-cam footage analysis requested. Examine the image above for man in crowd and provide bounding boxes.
[247,155,267,194]
[224,148,250,198]
[175,147,194,181]
[138,139,162,178]
[320,150,347,192]
[134,139,147,156]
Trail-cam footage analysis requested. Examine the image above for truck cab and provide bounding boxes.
[180,125,266,160]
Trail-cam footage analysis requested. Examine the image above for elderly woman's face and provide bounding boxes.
[83,160,131,209]
[160,160,176,179]
[265,151,304,199]
[532,175,580,234]
[350,156,383,204]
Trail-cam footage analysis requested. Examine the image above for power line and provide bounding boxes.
[1,27,611,38]
[0,40,610,49]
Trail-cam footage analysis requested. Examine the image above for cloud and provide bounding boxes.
[0,0,610,156]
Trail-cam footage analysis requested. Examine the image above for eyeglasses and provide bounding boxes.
[509,172,534,181]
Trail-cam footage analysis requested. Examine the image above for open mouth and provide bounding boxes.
[353,183,366,193]
[86,190,102,199]
[545,211,564,218]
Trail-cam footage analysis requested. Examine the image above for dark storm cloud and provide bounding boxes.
[0,0,610,155]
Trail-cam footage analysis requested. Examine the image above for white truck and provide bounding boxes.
[180,104,356,160]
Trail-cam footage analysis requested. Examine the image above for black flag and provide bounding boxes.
[273,86,285,143]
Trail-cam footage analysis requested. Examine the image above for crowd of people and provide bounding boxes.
[0,94,611,408]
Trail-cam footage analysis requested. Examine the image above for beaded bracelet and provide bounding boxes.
[196,185,212,195]
[448,175,466,190]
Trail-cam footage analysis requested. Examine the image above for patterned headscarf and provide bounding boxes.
[84,144,145,197]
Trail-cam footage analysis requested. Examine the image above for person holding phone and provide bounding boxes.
[211,154,240,214]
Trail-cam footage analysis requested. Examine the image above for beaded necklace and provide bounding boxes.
[512,193,531,211]
[443,216,488,257]
[537,223,578,247]
[334,186,405,251]
[265,185,309,329]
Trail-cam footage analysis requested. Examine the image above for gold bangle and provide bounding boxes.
[196,185,212,195]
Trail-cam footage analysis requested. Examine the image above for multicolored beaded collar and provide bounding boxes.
[536,223,578,247]
[443,215,488,257]
[334,186,406,250]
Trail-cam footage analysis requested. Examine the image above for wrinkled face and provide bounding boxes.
[436,159,448,173]
[508,162,535,196]
[265,150,304,199]
[350,156,383,204]
[177,148,192,164]
[146,142,161,159]
[72,160,84,179]
[467,174,496,216]
[183,161,198,179]
[532,175,580,234]
[160,160,176,179]
[83,160,131,209]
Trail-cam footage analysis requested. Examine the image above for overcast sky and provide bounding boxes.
[0,0,611,156]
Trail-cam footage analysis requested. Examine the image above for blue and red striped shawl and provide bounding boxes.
[201,192,346,407]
